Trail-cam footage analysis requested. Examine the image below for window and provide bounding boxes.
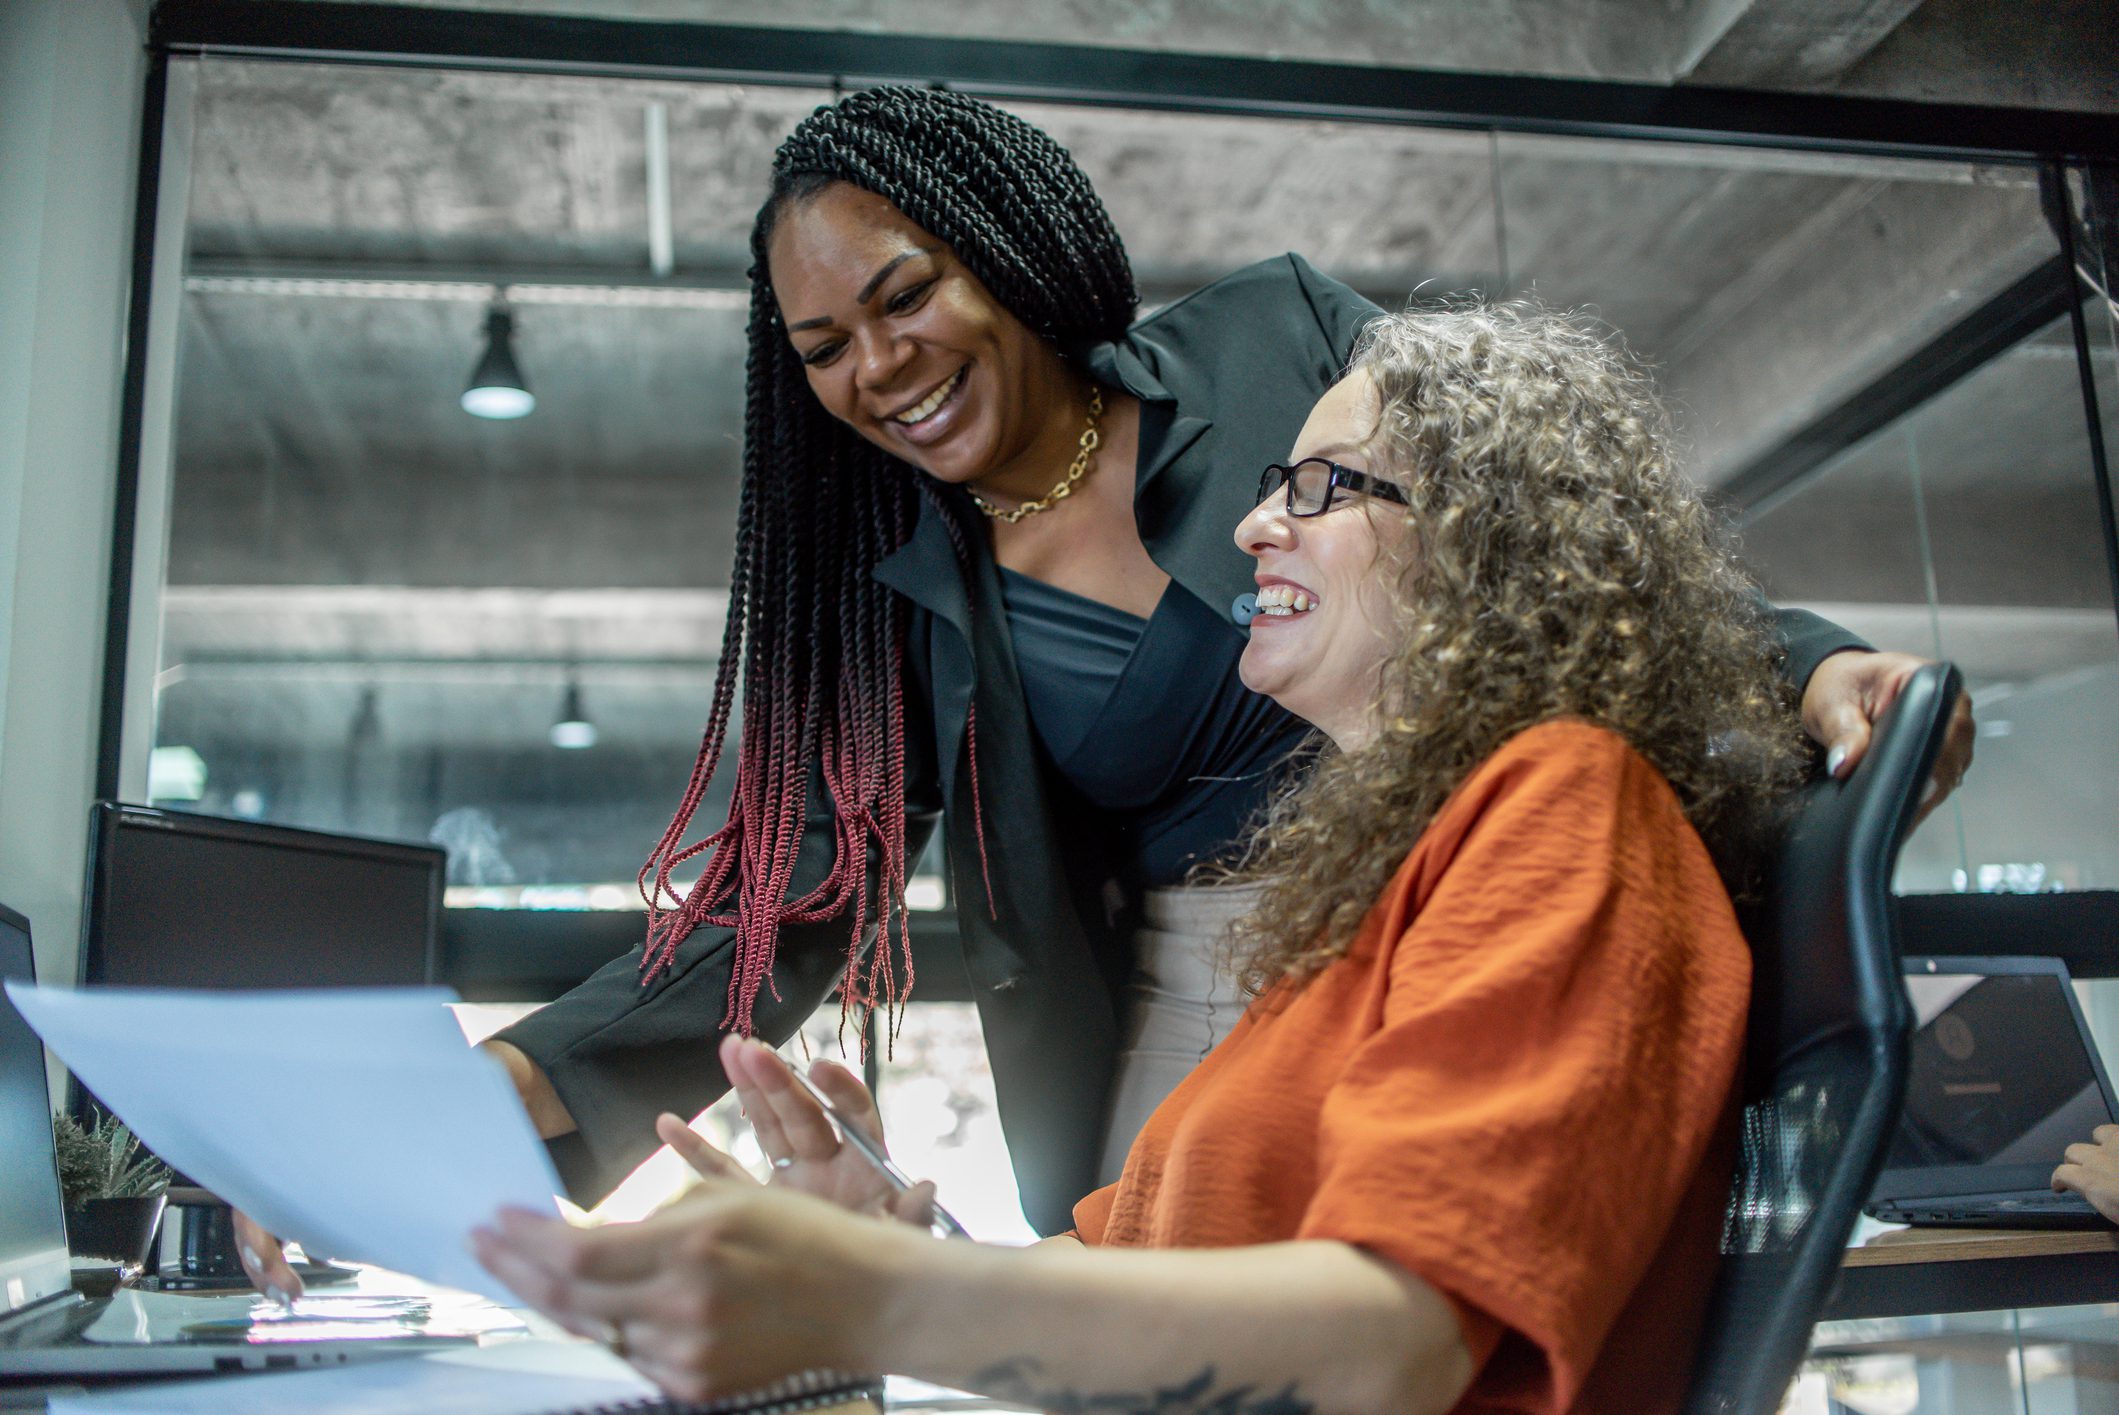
[138,56,2118,1235]
[1744,300,2119,895]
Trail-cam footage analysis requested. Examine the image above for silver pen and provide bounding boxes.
[787,1067,973,1240]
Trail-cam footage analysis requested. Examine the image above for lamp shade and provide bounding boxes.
[462,307,535,419]
[551,680,596,750]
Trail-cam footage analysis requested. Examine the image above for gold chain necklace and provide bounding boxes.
[967,389,1103,524]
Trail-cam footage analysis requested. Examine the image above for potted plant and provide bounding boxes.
[55,1109,171,1268]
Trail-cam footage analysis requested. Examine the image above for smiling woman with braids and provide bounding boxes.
[476,304,1809,1415]
[230,85,1972,1300]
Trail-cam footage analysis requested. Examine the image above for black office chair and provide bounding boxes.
[1683,660,1963,1415]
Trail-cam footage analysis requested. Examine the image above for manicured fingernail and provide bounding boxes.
[1826,744,1849,778]
[266,1285,293,1310]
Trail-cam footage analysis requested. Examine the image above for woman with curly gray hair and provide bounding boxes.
[478,305,1811,1415]
[1223,303,1805,991]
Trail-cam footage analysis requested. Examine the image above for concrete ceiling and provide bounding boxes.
[266,0,2119,111]
[153,56,2115,844]
[1740,319,2117,611]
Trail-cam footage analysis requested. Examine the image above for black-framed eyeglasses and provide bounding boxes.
[1256,458,1410,517]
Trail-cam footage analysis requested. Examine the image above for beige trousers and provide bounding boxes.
[1094,882,1258,1186]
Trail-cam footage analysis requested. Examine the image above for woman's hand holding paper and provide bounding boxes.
[477,1032,951,1399]
[472,1173,923,1402]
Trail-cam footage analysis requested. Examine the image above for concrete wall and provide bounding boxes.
[0,0,150,988]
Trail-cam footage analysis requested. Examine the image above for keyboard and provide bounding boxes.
[1871,1189,2108,1228]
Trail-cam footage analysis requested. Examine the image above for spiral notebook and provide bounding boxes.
[558,1370,881,1414]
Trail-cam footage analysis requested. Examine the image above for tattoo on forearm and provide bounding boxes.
[970,1359,1314,1414]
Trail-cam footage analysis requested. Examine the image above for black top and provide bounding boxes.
[499,254,1872,1235]
[1000,567,1312,889]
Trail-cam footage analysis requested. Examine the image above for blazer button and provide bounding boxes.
[1231,592,1257,627]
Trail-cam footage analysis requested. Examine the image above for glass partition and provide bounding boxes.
[142,55,2119,1234]
[1741,300,2119,896]
[1490,138,2054,488]
[157,61,2105,903]
[1801,1304,2119,1414]
[154,63,792,901]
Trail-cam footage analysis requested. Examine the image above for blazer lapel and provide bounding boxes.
[873,490,972,643]
[1078,337,1213,499]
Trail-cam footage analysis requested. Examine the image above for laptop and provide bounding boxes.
[1866,954,2116,1230]
[0,901,506,1378]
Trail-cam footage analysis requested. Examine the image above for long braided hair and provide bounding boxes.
[636,87,1139,1036]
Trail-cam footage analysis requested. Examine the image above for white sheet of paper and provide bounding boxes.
[48,1338,657,1414]
[4,983,561,1303]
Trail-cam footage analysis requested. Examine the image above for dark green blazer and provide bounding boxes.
[499,254,1866,1234]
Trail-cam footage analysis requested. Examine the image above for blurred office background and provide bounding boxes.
[5,3,2116,1407]
[138,58,2119,1240]
[152,66,2115,894]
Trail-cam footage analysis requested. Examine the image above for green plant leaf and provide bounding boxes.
[52,1108,171,1208]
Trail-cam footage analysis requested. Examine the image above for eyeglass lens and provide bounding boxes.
[1286,463,1332,514]
[1259,461,1344,516]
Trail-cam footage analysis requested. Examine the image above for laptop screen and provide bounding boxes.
[1882,965,2117,1194]
[0,907,72,1315]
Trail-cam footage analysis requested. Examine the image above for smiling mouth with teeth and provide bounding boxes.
[1255,585,1317,616]
[892,368,966,425]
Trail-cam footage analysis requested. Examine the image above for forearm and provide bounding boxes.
[495,801,943,1200]
[1761,597,1869,691]
[860,1235,1474,1415]
[483,1038,575,1138]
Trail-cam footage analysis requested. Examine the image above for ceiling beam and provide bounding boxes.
[1775,603,2119,685]
[161,584,732,663]
[1723,253,2074,517]
[186,254,750,299]
[1677,0,1931,88]
[152,0,2119,163]
[181,255,1396,315]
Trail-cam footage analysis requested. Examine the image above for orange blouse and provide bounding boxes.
[1072,720,1750,1415]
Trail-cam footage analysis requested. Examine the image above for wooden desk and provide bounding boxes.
[1825,1226,2119,1320]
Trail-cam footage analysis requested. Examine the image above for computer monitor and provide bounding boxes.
[83,804,444,990]
[0,903,73,1317]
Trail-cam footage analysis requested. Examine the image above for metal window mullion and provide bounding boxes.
[2051,162,2119,648]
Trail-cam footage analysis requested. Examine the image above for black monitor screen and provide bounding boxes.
[86,806,443,990]
[1888,971,2116,1171]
